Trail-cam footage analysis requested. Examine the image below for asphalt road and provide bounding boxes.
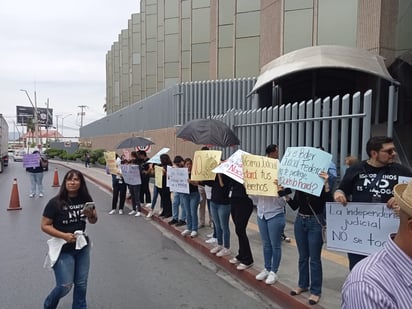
[1,161,281,309]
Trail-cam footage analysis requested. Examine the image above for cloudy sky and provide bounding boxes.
[0,0,140,139]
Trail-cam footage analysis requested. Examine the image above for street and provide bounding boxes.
[1,161,280,309]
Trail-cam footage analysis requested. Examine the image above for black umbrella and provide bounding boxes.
[176,119,240,147]
[116,136,154,149]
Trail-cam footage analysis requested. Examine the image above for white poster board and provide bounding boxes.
[120,164,141,185]
[212,149,249,184]
[326,202,399,256]
[167,166,189,194]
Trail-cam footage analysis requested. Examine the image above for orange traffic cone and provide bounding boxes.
[7,178,22,211]
[52,168,60,187]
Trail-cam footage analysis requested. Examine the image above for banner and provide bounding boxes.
[104,151,117,175]
[23,153,40,168]
[241,154,279,196]
[191,150,222,181]
[16,105,53,126]
[278,147,332,196]
[155,165,163,188]
[212,149,249,184]
[326,202,399,256]
[120,164,141,185]
[147,148,170,164]
[167,166,189,193]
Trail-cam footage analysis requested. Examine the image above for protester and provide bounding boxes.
[204,184,217,244]
[285,172,331,305]
[108,154,127,215]
[341,180,412,308]
[344,155,359,167]
[41,169,97,309]
[125,151,142,216]
[137,150,152,207]
[84,152,91,168]
[197,146,211,228]
[334,136,412,270]
[181,158,201,237]
[229,180,254,270]
[158,154,172,218]
[168,156,186,226]
[26,150,45,198]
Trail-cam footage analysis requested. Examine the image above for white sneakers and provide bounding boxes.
[216,248,231,257]
[237,263,253,270]
[39,193,44,197]
[205,237,217,244]
[119,209,123,215]
[181,229,190,236]
[256,269,269,281]
[265,271,278,284]
[108,209,116,215]
[190,231,198,238]
[210,245,223,254]
[134,211,141,217]
[29,193,34,198]
[128,210,136,215]
[229,257,239,264]
[146,210,154,218]
[145,203,152,208]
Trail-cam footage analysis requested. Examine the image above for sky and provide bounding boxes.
[0,0,140,140]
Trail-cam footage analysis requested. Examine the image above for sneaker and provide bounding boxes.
[190,231,198,238]
[229,257,240,264]
[205,237,217,244]
[108,210,116,215]
[281,233,291,243]
[39,193,44,197]
[145,203,152,208]
[146,210,154,218]
[128,210,136,215]
[134,211,141,217]
[206,232,214,238]
[265,271,278,285]
[119,209,123,215]
[181,229,190,236]
[210,245,223,254]
[29,193,34,198]
[168,219,178,225]
[175,220,186,227]
[216,248,231,257]
[237,263,254,270]
[256,269,269,281]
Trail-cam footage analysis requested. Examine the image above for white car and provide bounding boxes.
[13,149,26,162]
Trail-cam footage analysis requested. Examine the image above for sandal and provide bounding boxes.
[308,294,320,305]
[290,287,308,296]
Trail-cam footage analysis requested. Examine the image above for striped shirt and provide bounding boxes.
[342,234,412,309]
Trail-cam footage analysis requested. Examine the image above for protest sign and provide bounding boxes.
[212,149,249,184]
[278,147,332,196]
[23,153,40,168]
[326,202,399,256]
[167,166,189,193]
[191,150,222,181]
[241,154,279,196]
[120,164,141,185]
[398,176,412,184]
[104,151,117,174]
[155,165,163,188]
[147,148,170,164]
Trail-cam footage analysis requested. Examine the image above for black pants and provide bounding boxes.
[112,181,127,210]
[140,177,151,204]
[159,187,172,217]
[230,197,254,265]
[128,184,141,211]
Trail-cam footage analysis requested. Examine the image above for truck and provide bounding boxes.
[0,114,9,173]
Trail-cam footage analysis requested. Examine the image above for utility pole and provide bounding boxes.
[78,105,87,127]
[20,89,39,146]
[45,98,50,147]
[55,114,61,141]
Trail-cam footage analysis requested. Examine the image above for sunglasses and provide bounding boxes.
[380,148,396,155]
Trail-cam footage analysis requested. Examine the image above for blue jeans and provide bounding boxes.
[294,214,324,296]
[128,184,141,211]
[29,172,44,195]
[44,244,90,309]
[182,191,200,232]
[172,192,186,221]
[150,185,158,210]
[210,202,231,248]
[257,213,285,273]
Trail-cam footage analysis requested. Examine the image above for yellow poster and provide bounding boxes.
[241,154,279,196]
[191,150,222,181]
[155,165,163,188]
[104,151,117,175]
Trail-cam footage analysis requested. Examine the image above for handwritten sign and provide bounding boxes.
[212,149,249,184]
[326,202,399,256]
[241,154,279,196]
[104,151,117,174]
[278,147,332,196]
[191,150,222,181]
[147,148,170,164]
[23,153,40,168]
[154,165,163,188]
[167,166,189,193]
[120,164,141,185]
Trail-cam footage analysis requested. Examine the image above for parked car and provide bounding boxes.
[13,149,26,162]
[8,149,15,160]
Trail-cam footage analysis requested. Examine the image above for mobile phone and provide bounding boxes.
[83,202,95,211]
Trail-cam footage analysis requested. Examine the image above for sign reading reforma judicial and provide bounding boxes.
[326,202,399,256]
[278,147,332,196]
[16,105,53,126]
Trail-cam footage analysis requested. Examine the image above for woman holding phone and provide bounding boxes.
[41,169,97,309]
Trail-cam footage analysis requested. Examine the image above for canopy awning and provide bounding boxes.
[250,45,398,95]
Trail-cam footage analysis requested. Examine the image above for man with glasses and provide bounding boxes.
[334,136,412,270]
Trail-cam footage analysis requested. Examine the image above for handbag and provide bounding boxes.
[308,202,327,244]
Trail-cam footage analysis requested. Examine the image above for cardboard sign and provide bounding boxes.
[191,150,222,181]
[120,164,141,185]
[326,202,399,256]
[104,151,117,175]
[155,165,163,188]
[278,147,332,196]
[23,153,40,168]
[147,148,170,164]
[212,149,249,184]
[167,166,189,193]
[241,154,279,196]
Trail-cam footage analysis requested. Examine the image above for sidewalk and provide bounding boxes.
[54,161,347,309]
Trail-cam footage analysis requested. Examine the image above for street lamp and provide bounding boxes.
[55,114,62,141]
[61,114,72,140]
[20,89,39,146]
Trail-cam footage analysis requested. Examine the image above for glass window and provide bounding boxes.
[318,0,357,46]
[192,62,209,81]
[181,51,191,69]
[218,24,233,48]
[285,0,313,11]
[146,53,157,75]
[219,0,234,25]
[146,4,158,15]
[132,53,141,65]
[192,43,210,62]
[396,0,412,53]
[236,11,260,38]
[193,0,210,9]
[283,9,313,53]
[146,38,157,52]
[164,62,179,78]
[165,17,179,34]
[192,8,211,43]
[146,14,157,37]
[218,47,233,79]
[165,34,179,62]
[165,0,179,18]
[235,37,260,77]
[236,0,260,13]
